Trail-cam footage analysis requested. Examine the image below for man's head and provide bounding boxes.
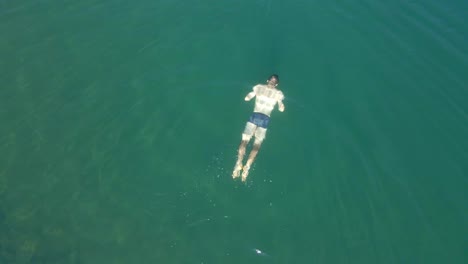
[267,74,279,86]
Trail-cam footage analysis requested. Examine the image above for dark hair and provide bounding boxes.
[269,74,279,83]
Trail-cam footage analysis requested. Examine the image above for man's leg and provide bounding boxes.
[233,122,256,178]
[232,139,248,178]
[241,142,262,181]
[241,127,267,181]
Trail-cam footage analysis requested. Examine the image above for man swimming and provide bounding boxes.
[232,74,285,181]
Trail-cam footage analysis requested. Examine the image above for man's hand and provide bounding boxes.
[278,102,285,112]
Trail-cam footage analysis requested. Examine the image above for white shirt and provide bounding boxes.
[251,84,284,117]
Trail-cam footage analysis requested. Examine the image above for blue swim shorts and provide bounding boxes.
[248,112,270,128]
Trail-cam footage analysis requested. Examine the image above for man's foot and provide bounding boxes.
[232,163,243,179]
[241,165,250,181]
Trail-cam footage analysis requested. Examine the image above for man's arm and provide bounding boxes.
[277,92,285,112]
[245,85,258,101]
[278,99,285,112]
[245,91,256,101]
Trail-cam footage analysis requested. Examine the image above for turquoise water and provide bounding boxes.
[1,0,467,263]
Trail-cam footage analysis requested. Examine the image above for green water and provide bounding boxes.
[1,0,467,263]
